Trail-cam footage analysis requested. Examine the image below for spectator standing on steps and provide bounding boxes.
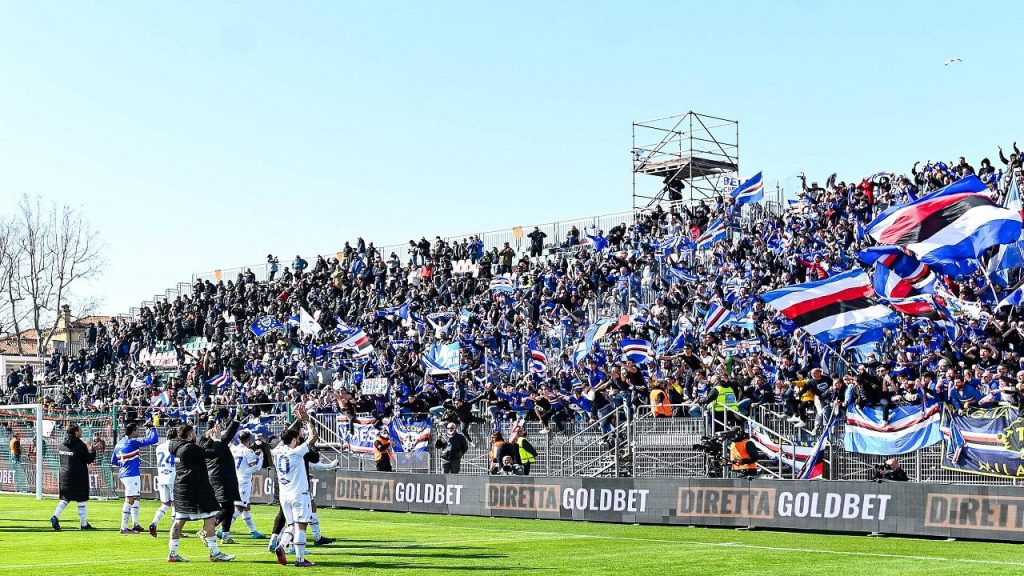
[527,227,547,258]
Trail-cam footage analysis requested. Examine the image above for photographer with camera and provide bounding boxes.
[725,427,760,479]
[436,422,468,474]
[488,432,521,475]
[872,458,908,482]
[494,455,525,476]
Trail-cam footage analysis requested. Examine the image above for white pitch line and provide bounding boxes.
[339,517,1024,568]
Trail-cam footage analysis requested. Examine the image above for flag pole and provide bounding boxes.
[980,262,1002,304]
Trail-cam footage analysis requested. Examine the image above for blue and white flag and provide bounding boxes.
[695,219,727,250]
[843,399,941,455]
[489,276,515,294]
[863,175,1022,276]
[721,338,762,357]
[250,316,283,337]
[998,285,1024,309]
[799,413,839,480]
[298,307,322,335]
[422,342,461,375]
[730,306,755,331]
[204,369,232,391]
[665,266,698,284]
[988,174,1024,277]
[731,171,764,207]
[388,416,432,452]
[620,338,653,364]
[700,303,734,334]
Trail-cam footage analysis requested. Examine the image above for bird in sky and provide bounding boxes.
[944,57,962,66]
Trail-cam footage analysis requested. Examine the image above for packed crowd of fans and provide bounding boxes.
[6,144,1024,446]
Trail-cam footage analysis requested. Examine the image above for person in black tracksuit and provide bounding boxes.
[437,422,468,474]
[167,424,233,562]
[50,424,99,531]
[200,413,241,544]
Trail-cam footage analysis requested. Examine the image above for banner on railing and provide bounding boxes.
[942,407,1024,479]
[389,416,431,452]
[749,423,825,476]
[843,399,941,455]
[337,416,431,455]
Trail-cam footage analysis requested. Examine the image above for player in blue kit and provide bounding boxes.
[111,422,159,534]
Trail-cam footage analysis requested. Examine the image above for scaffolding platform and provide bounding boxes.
[632,111,739,209]
[634,155,737,179]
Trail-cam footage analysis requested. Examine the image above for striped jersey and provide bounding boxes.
[111,427,159,479]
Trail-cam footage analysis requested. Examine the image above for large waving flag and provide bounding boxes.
[731,172,764,207]
[700,302,734,334]
[759,269,899,343]
[843,399,941,455]
[989,174,1024,275]
[422,343,461,375]
[862,175,1022,275]
[620,338,653,364]
[695,219,727,250]
[857,246,936,298]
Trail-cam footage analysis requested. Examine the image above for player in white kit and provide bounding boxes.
[148,428,178,537]
[272,405,319,567]
[228,430,266,539]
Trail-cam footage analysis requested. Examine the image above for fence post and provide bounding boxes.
[613,408,620,477]
[543,431,550,476]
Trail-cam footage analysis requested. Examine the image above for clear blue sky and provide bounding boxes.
[0,2,1020,315]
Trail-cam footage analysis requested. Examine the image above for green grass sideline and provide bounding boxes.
[0,494,1019,575]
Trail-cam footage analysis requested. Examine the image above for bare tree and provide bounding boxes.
[0,215,28,354]
[14,194,103,357]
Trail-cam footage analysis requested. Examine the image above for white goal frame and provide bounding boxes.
[1,403,44,499]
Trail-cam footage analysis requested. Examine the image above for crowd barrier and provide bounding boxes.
[107,467,1024,543]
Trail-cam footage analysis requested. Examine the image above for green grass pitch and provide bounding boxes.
[0,494,1021,575]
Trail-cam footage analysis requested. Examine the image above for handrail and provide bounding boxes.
[706,407,799,480]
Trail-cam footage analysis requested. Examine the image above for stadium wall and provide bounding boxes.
[122,468,1024,543]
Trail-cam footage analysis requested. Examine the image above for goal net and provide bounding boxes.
[0,405,117,499]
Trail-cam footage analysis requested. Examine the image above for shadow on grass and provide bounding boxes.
[299,560,545,571]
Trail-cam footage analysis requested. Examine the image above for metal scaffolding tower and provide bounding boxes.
[632,112,739,209]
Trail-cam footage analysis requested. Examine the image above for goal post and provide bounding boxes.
[0,404,44,499]
[0,404,118,500]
